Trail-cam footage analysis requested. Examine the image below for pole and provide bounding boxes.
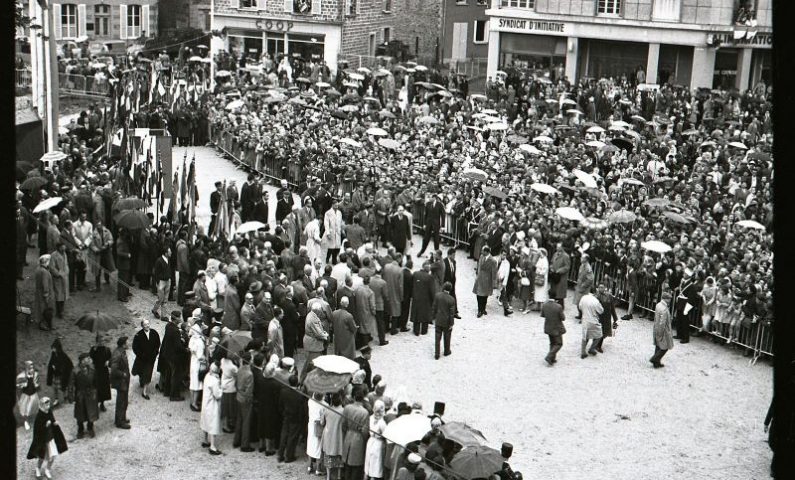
[209,0,215,91]
[43,3,59,151]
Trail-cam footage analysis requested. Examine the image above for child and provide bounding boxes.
[517,270,532,313]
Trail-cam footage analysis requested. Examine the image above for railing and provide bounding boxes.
[210,125,774,362]
[58,72,112,97]
[444,58,488,79]
[16,68,32,92]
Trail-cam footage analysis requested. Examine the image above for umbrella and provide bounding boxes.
[482,115,501,123]
[462,168,488,182]
[607,210,636,224]
[331,110,349,120]
[312,355,360,374]
[374,69,390,77]
[363,96,381,104]
[431,90,453,98]
[114,210,151,230]
[382,414,431,447]
[631,115,646,122]
[343,81,360,89]
[643,198,671,208]
[288,97,308,106]
[20,176,48,190]
[580,217,608,230]
[33,197,63,214]
[188,56,203,62]
[735,219,766,230]
[662,211,689,224]
[418,115,439,125]
[748,151,770,162]
[76,312,121,332]
[449,445,504,480]
[115,197,147,210]
[366,127,388,136]
[379,110,397,119]
[340,138,362,148]
[482,108,498,115]
[611,137,634,151]
[414,65,428,72]
[555,207,585,222]
[482,186,508,199]
[221,331,252,355]
[587,126,605,133]
[315,81,331,88]
[620,178,645,187]
[215,70,232,77]
[641,240,672,254]
[504,134,528,144]
[340,104,360,112]
[40,151,68,164]
[601,144,619,153]
[325,88,342,97]
[530,183,559,195]
[378,138,401,150]
[572,169,597,188]
[610,120,632,128]
[519,144,542,155]
[623,130,641,140]
[487,122,508,131]
[225,99,244,110]
[608,124,626,131]
[347,72,365,81]
[728,141,748,149]
[236,221,266,234]
[700,141,717,149]
[357,67,371,74]
[533,135,554,143]
[585,140,606,149]
[566,109,584,116]
[303,369,352,394]
[295,77,311,84]
[469,94,487,101]
[682,129,700,136]
[438,422,488,448]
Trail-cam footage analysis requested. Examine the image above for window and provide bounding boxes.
[345,0,358,16]
[384,0,392,12]
[477,0,489,5]
[383,27,391,43]
[61,4,78,39]
[456,1,468,5]
[597,0,621,15]
[500,0,534,8]
[126,4,141,38]
[735,0,757,26]
[473,20,489,43]
[293,0,311,14]
[240,0,258,8]
[94,5,110,36]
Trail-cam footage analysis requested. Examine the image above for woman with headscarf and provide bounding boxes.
[200,361,223,455]
[188,324,206,411]
[307,391,325,475]
[46,338,73,407]
[364,399,387,480]
[322,392,345,480]
[27,397,67,479]
[533,247,550,311]
[17,360,40,431]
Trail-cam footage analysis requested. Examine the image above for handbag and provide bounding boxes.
[534,272,545,286]
[198,358,209,380]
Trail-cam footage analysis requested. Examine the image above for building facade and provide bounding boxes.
[440,0,490,67]
[211,0,441,73]
[485,0,772,90]
[159,0,212,34]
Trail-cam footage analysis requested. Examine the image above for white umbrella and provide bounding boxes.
[340,104,359,112]
[236,221,266,234]
[608,124,626,131]
[610,120,632,128]
[586,140,606,148]
[366,127,388,136]
[641,240,672,253]
[315,81,331,88]
[469,94,487,101]
[587,126,605,133]
[533,135,554,143]
[530,183,559,195]
[347,72,365,81]
[382,414,431,447]
[414,65,428,71]
[519,144,542,155]
[471,113,487,119]
[624,130,641,139]
[188,56,204,62]
[483,115,502,123]
[560,98,577,105]
[40,151,68,163]
[33,197,63,214]
[487,122,508,131]
[312,355,360,374]
[555,207,585,222]
[418,115,439,125]
[566,109,584,116]
[378,138,401,150]
[340,138,362,148]
[357,67,371,74]
[343,81,360,88]
[215,70,232,77]
[572,169,598,188]
[482,108,498,115]
[620,178,645,186]
[462,168,488,182]
[225,99,244,110]
[735,219,765,230]
[728,141,748,149]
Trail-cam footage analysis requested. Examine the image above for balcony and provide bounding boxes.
[734,1,757,26]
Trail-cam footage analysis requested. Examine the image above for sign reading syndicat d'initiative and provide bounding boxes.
[496,18,568,35]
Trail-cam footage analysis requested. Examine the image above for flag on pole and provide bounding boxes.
[180,152,187,210]
[213,180,230,239]
[186,154,197,239]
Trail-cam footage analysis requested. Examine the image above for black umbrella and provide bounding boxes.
[611,137,634,152]
[115,197,148,210]
[114,210,151,230]
[331,110,349,120]
[482,186,508,200]
[76,311,122,332]
[20,176,48,191]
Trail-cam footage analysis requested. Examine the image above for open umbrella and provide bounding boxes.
[608,124,626,131]
[728,141,748,150]
[340,104,360,113]
[382,414,431,447]
[115,197,147,210]
[462,168,488,182]
[482,108,499,115]
[611,137,634,151]
[699,141,717,149]
[340,138,362,148]
[188,56,204,62]
[641,240,672,254]
[620,178,645,187]
[303,369,352,394]
[530,183,560,195]
[20,176,48,191]
[378,110,397,119]
[735,219,766,230]
[438,422,488,448]
[572,169,597,188]
[662,211,689,224]
[418,115,439,125]
[366,127,388,136]
[519,144,542,155]
[343,81,360,89]
[325,88,342,97]
[114,210,151,230]
[623,130,641,140]
[312,355,360,374]
[378,138,401,150]
[482,186,508,200]
[682,129,700,136]
[315,81,331,88]
[555,207,585,222]
[486,122,508,131]
[449,445,504,480]
[236,221,266,234]
[533,135,554,143]
[40,151,68,164]
[215,70,231,77]
[469,94,487,101]
[607,210,637,224]
[580,217,608,230]
[631,115,646,122]
[347,72,365,81]
[33,197,63,214]
[587,125,605,133]
[221,331,252,355]
[643,198,671,208]
[601,144,619,153]
[363,96,382,105]
[357,67,371,74]
[225,99,245,110]
[76,311,121,332]
[585,140,606,149]
[610,120,632,129]
[483,115,502,123]
[566,108,584,116]
[414,65,428,72]
[331,110,349,120]
[653,176,674,185]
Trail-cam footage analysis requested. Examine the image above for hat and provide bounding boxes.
[359,345,372,355]
[281,357,295,368]
[170,310,182,322]
[197,270,206,277]
[408,453,422,465]
[501,442,514,458]
[192,308,202,319]
[684,268,693,277]
[79,352,90,361]
[249,281,263,292]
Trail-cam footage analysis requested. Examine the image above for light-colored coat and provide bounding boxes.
[653,300,674,350]
[305,219,322,262]
[382,262,404,317]
[341,402,371,466]
[533,255,549,302]
[574,261,594,305]
[303,311,329,353]
[188,333,206,391]
[89,226,115,276]
[549,250,571,300]
[268,318,285,358]
[331,309,357,359]
[200,372,223,435]
[321,404,345,456]
[49,250,70,302]
[354,284,377,336]
[472,255,499,296]
[323,208,343,249]
[33,266,55,325]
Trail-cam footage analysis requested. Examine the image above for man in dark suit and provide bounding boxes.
[279,289,300,358]
[240,174,259,223]
[411,261,437,336]
[674,268,699,344]
[541,298,566,366]
[390,205,412,254]
[331,297,358,359]
[335,276,357,316]
[319,265,339,309]
[442,248,461,319]
[131,319,161,400]
[209,181,223,236]
[418,194,445,257]
[277,375,305,463]
[110,336,131,429]
[432,282,457,359]
[276,179,293,208]
[399,258,414,332]
[158,311,186,401]
[275,189,293,223]
[251,192,270,225]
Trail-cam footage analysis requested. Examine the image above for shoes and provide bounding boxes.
[596,347,604,353]
[77,431,85,439]
[379,341,389,346]
[454,314,461,319]
[142,394,150,400]
[259,447,267,453]
[443,351,452,356]
[202,442,211,448]
[581,354,588,359]
[265,451,276,456]
[588,350,597,356]
[155,385,160,391]
[673,336,680,340]
[518,309,525,313]
[38,324,51,331]
[190,405,200,412]
[170,396,185,402]
[653,363,665,369]
[115,423,131,429]
[400,328,410,332]
[152,310,161,319]
[679,340,689,344]
[43,468,52,479]
[621,314,633,320]
[35,467,41,478]
[24,420,30,430]
[545,357,554,366]
[209,448,222,455]
[222,427,234,434]
[88,429,95,438]
[390,329,399,335]
[240,447,255,453]
[284,458,295,464]
[575,315,582,320]
[278,457,285,463]
[435,354,440,360]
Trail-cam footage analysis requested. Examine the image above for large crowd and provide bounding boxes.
[16,45,774,480]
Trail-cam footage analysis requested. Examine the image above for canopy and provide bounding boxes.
[382,414,431,447]
[530,183,559,195]
[236,221,266,234]
[572,169,597,188]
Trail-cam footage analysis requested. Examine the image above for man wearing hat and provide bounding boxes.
[674,267,700,344]
[651,291,674,368]
[496,443,519,480]
[132,319,161,400]
[354,346,373,390]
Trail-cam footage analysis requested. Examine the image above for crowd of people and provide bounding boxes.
[16,44,775,479]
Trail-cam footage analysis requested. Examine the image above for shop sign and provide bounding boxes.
[493,17,569,36]
[254,19,295,32]
[712,31,772,48]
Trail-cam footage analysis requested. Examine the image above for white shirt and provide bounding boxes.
[220,358,238,393]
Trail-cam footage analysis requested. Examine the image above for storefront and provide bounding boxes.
[499,32,566,73]
[579,39,648,81]
[227,30,325,62]
[713,48,739,90]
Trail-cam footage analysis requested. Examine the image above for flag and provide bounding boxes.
[213,180,229,239]
[111,128,124,147]
[171,82,181,112]
[158,79,167,98]
[156,147,163,214]
[186,155,197,239]
[169,171,180,220]
[180,152,187,210]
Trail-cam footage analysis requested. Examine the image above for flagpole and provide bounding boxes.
[209,0,216,92]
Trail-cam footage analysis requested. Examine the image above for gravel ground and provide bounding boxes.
[16,147,773,480]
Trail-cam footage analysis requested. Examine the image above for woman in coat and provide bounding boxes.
[307,392,325,474]
[322,392,346,480]
[46,338,73,407]
[532,248,550,310]
[71,353,99,438]
[700,276,717,334]
[27,397,67,479]
[89,220,115,291]
[548,243,571,304]
[574,254,594,318]
[200,362,223,455]
[17,361,40,431]
[89,334,112,411]
[35,254,56,331]
[188,325,206,411]
[323,204,343,262]
[364,400,387,480]
[305,218,323,263]
[49,243,70,318]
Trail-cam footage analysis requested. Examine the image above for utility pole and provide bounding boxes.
[32,0,59,151]
[44,1,60,151]
[209,0,215,91]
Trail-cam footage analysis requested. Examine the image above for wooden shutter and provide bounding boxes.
[284,0,293,13]
[77,4,86,37]
[142,4,150,37]
[311,0,321,14]
[119,4,127,40]
[53,3,62,40]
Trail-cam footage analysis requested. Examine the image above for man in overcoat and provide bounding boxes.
[431,282,457,359]
[331,297,358,359]
[411,261,437,335]
[541,298,566,366]
[158,311,186,401]
[383,255,404,335]
[132,319,161,400]
[72,353,99,438]
[418,194,445,257]
[341,388,371,480]
[390,205,412,254]
[354,276,377,348]
[110,336,131,429]
[651,291,674,368]
[549,242,571,308]
[472,246,498,318]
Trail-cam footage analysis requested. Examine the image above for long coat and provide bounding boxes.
[390,214,411,253]
[341,401,371,466]
[131,329,161,384]
[574,261,594,304]
[472,255,498,296]
[411,270,436,324]
[72,366,99,423]
[323,208,343,250]
[549,250,571,300]
[254,374,282,440]
[331,309,357,359]
[49,250,70,302]
[653,300,674,350]
[200,372,223,435]
[89,345,112,402]
[321,404,345,456]
[222,284,241,330]
[89,226,115,276]
[33,266,55,325]
[354,285,377,336]
[382,262,404,317]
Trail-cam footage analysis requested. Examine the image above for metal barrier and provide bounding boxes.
[59,72,111,97]
[211,128,304,188]
[16,68,32,91]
